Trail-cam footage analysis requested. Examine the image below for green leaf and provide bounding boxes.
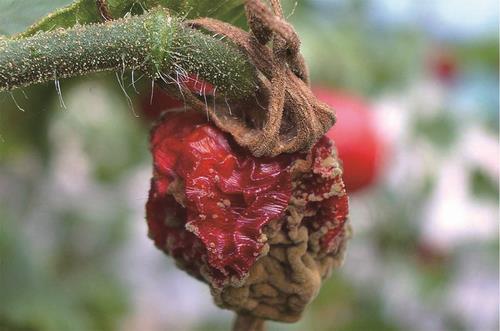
[0,0,72,35]
[12,0,244,39]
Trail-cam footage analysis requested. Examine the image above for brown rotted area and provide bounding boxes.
[214,218,351,323]
[162,0,336,158]
[211,155,351,324]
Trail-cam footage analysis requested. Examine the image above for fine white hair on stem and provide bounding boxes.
[130,69,140,94]
[129,72,145,89]
[202,83,209,121]
[212,86,217,113]
[174,70,188,111]
[172,62,189,82]
[195,73,201,94]
[159,71,177,98]
[150,79,156,105]
[179,7,193,20]
[120,53,127,87]
[54,70,67,110]
[287,1,298,19]
[115,72,137,117]
[9,92,25,112]
[19,88,29,100]
[224,96,232,115]
[45,23,58,33]
[159,70,186,111]
[131,1,146,15]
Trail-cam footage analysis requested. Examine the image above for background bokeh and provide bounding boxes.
[0,0,498,330]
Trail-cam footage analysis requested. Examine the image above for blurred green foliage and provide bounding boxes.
[0,77,144,331]
[0,0,245,38]
[0,211,129,331]
[286,0,423,95]
[0,0,72,35]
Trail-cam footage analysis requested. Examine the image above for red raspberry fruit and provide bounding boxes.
[146,110,349,321]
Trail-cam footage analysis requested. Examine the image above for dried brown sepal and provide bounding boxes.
[163,0,335,157]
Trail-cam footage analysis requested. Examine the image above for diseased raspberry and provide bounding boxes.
[146,110,350,321]
[314,87,386,192]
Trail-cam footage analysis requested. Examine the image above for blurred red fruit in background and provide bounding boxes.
[428,48,458,84]
[314,87,386,193]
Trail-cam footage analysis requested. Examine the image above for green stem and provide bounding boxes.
[0,8,255,96]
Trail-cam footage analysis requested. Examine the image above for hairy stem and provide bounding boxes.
[0,8,255,96]
[232,314,266,331]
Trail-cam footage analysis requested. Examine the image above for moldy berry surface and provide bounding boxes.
[146,110,350,321]
[314,87,386,193]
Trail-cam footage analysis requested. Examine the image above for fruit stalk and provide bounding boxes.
[0,8,255,96]
[232,314,265,331]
